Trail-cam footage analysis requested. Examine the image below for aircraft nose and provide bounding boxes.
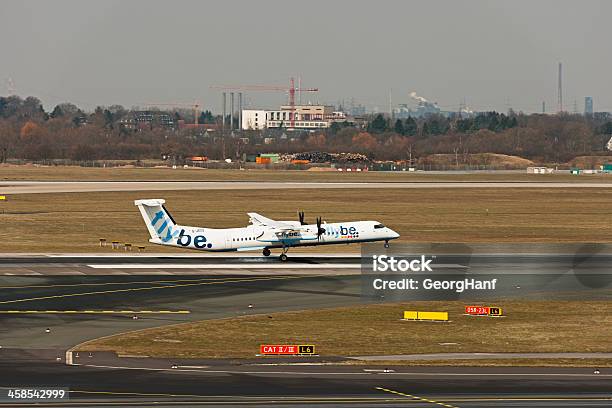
[389,229,400,239]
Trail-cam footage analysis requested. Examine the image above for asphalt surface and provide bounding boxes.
[1,353,611,407]
[0,256,611,406]
[0,254,363,276]
[0,273,362,349]
[2,180,612,194]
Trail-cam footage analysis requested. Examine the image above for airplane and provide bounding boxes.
[135,199,400,261]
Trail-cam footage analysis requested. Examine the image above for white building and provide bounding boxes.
[241,110,267,130]
[242,105,340,130]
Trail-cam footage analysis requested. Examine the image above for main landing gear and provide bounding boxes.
[262,247,289,261]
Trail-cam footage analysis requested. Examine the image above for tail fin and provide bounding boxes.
[134,199,180,244]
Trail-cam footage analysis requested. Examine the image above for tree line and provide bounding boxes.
[0,95,611,164]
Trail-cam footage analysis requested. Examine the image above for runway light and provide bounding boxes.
[45,328,50,333]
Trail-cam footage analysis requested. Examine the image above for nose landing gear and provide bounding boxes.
[384,240,390,249]
[279,246,290,262]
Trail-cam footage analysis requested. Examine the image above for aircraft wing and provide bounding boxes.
[248,212,295,229]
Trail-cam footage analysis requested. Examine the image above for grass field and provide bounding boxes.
[2,165,612,182]
[2,188,612,252]
[77,300,612,361]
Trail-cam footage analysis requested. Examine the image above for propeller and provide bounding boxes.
[298,211,306,225]
[316,217,326,240]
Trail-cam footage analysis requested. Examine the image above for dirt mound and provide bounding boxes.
[419,153,534,169]
[566,156,612,169]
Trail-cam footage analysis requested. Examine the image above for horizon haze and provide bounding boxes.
[1,0,611,114]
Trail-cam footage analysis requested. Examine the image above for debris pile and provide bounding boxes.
[284,152,370,163]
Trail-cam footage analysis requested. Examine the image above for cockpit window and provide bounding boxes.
[374,224,385,229]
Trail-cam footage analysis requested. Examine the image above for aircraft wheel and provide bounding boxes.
[384,241,390,249]
[263,248,271,257]
[279,254,288,262]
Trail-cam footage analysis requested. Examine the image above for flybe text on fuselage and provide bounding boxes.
[177,229,212,249]
[326,225,359,239]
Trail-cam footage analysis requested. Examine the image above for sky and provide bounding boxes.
[1,0,611,114]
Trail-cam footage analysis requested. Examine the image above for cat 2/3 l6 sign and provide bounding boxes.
[259,344,316,355]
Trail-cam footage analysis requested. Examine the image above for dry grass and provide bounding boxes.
[1,188,612,253]
[343,359,612,368]
[78,300,612,359]
[1,165,612,182]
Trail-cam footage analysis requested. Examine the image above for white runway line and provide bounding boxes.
[87,263,361,269]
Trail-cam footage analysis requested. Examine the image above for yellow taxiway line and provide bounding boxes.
[0,275,284,290]
[376,387,460,408]
[0,310,190,314]
[0,275,314,305]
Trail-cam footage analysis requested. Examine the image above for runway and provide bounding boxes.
[2,180,612,194]
[1,352,610,407]
[0,254,362,275]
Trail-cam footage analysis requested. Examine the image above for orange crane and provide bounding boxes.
[211,78,318,128]
[142,101,202,125]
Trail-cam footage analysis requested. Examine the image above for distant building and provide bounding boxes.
[393,102,461,119]
[242,110,267,130]
[242,105,342,130]
[585,96,593,116]
[132,111,176,130]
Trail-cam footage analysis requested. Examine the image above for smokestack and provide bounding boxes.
[558,62,563,113]
[230,92,234,131]
[238,92,243,130]
[222,92,226,133]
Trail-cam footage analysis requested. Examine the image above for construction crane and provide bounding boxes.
[142,101,202,125]
[211,78,318,128]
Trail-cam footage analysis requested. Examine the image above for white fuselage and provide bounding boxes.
[160,220,399,252]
